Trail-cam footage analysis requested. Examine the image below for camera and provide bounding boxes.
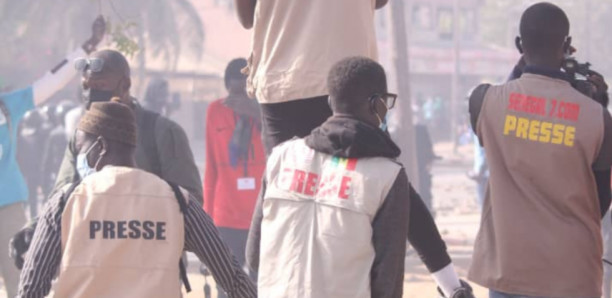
[561,58,609,107]
[562,58,594,78]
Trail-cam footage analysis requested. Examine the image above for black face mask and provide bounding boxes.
[88,89,114,103]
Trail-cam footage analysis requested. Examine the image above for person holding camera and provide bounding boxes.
[506,15,612,298]
[468,3,612,297]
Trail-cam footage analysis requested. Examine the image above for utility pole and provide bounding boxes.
[136,13,147,97]
[584,0,592,61]
[450,0,461,152]
[389,0,420,191]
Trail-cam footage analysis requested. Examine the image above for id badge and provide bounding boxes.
[237,177,256,190]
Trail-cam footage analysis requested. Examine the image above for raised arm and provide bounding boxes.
[32,16,105,106]
[31,50,83,106]
[234,0,257,29]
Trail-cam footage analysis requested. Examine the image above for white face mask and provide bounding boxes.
[378,115,388,132]
[76,139,101,179]
[374,97,389,132]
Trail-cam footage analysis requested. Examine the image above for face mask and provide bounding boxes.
[379,116,388,132]
[374,97,389,132]
[76,140,101,179]
[87,89,115,104]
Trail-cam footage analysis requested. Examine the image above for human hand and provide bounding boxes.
[9,223,37,270]
[587,73,608,95]
[587,73,610,107]
[82,16,106,54]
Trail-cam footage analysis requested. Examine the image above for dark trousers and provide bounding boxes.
[260,96,333,155]
[217,227,248,268]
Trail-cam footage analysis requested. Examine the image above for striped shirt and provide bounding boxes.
[17,189,257,298]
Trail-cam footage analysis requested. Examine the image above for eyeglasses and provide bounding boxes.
[371,93,397,109]
[74,58,104,73]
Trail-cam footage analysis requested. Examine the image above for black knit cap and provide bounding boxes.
[77,98,137,146]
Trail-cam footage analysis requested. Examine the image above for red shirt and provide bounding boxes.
[203,99,265,229]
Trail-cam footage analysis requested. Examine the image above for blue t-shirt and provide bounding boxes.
[0,87,34,207]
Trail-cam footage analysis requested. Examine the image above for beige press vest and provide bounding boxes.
[259,139,402,298]
[469,74,605,297]
[54,166,185,298]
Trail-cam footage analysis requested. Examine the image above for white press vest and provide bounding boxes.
[259,139,402,298]
[54,166,185,298]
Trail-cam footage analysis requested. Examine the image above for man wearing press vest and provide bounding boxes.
[468,3,612,297]
[17,100,256,298]
[247,57,474,298]
[9,49,203,274]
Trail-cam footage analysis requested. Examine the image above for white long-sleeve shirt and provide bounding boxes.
[0,47,86,207]
[31,47,86,106]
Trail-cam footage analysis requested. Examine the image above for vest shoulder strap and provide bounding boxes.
[140,109,162,176]
[58,181,81,213]
[168,182,189,214]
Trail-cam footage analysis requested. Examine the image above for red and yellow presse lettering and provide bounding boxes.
[503,115,575,147]
[282,168,353,199]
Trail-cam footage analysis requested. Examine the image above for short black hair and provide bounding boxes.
[224,58,248,89]
[520,2,570,56]
[92,49,131,78]
[327,57,387,113]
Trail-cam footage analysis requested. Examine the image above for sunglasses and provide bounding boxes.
[371,93,397,110]
[74,58,104,73]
